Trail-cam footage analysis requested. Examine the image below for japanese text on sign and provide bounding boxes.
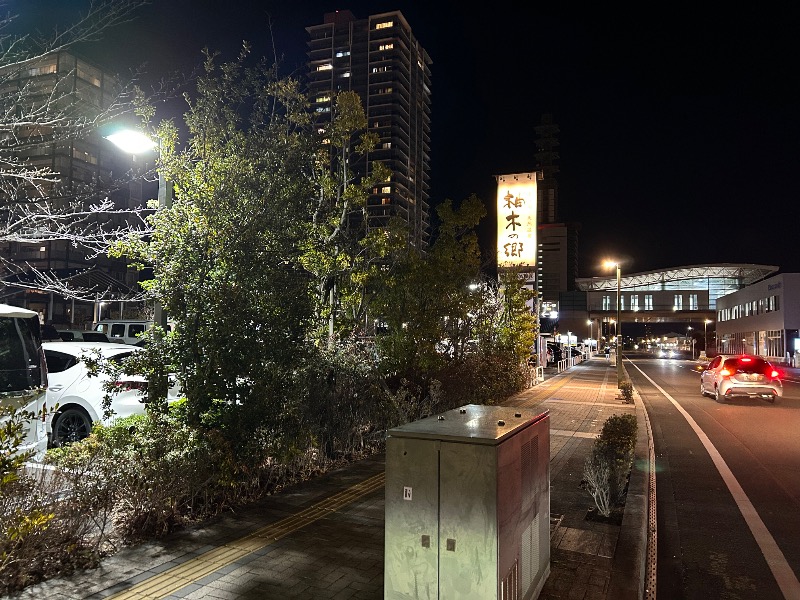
[496,172,537,268]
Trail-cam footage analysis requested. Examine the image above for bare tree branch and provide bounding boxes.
[0,1,170,301]
[0,1,151,71]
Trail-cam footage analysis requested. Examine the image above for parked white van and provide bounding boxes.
[93,319,174,344]
[93,319,152,344]
[0,304,48,461]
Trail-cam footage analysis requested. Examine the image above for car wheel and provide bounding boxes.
[715,386,724,403]
[768,395,776,404]
[52,407,93,447]
[700,382,707,397]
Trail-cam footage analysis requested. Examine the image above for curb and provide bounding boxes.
[607,365,651,600]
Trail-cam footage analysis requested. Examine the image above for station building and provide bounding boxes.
[553,263,792,360]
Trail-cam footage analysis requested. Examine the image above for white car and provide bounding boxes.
[43,341,180,446]
[700,354,783,403]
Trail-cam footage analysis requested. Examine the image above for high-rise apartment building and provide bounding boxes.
[306,10,432,247]
[532,114,579,302]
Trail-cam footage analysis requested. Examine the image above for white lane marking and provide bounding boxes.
[631,362,800,598]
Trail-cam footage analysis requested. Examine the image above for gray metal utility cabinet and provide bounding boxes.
[384,404,550,600]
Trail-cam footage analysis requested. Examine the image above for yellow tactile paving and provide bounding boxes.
[107,471,385,599]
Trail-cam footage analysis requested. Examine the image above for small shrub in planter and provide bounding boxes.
[618,379,634,403]
[581,413,637,519]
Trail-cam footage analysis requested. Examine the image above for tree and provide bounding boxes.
[0,1,166,301]
[371,195,487,378]
[301,90,395,345]
[115,47,320,437]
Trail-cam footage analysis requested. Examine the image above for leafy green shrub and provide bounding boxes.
[1,405,99,595]
[582,413,637,516]
[432,350,526,411]
[49,407,239,543]
[619,379,634,403]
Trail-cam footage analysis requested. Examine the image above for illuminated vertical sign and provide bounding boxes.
[496,172,537,268]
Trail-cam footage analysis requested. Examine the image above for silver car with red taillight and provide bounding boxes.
[700,354,783,403]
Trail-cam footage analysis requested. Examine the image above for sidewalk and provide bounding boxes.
[13,355,648,600]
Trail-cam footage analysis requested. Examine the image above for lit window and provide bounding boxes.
[381,186,391,193]
[316,63,333,71]
[26,62,57,77]
[645,294,653,310]
[689,294,698,310]
[77,64,101,86]
[315,106,331,113]
[375,21,394,29]
[341,72,351,78]
[378,43,394,51]
[335,50,351,57]
[382,142,391,149]
[315,95,331,103]
[381,197,391,205]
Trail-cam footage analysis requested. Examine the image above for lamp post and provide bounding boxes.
[687,326,694,359]
[604,260,623,384]
[587,319,593,353]
[704,319,712,357]
[105,130,171,331]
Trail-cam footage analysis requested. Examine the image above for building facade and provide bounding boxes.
[716,272,800,364]
[559,264,778,350]
[0,51,141,327]
[306,10,432,247]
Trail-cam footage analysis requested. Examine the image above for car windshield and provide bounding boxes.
[723,357,770,374]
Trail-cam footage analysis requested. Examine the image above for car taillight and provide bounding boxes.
[720,369,732,377]
[769,369,780,379]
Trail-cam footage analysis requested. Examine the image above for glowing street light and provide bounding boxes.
[704,319,712,355]
[587,319,593,351]
[604,260,623,384]
[105,128,171,330]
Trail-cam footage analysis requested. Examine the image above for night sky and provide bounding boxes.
[17,1,800,277]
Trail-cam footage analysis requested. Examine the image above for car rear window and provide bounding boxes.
[45,350,79,374]
[107,352,134,367]
[723,357,770,374]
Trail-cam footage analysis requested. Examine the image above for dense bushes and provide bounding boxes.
[1,345,529,594]
[433,350,527,410]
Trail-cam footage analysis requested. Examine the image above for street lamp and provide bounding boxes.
[587,319,593,352]
[687,326,694,359]
[105,129,171,331]
[604,260,623,384]
[704,319,712,356]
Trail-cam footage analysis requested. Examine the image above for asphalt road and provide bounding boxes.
[627,356,800,600]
